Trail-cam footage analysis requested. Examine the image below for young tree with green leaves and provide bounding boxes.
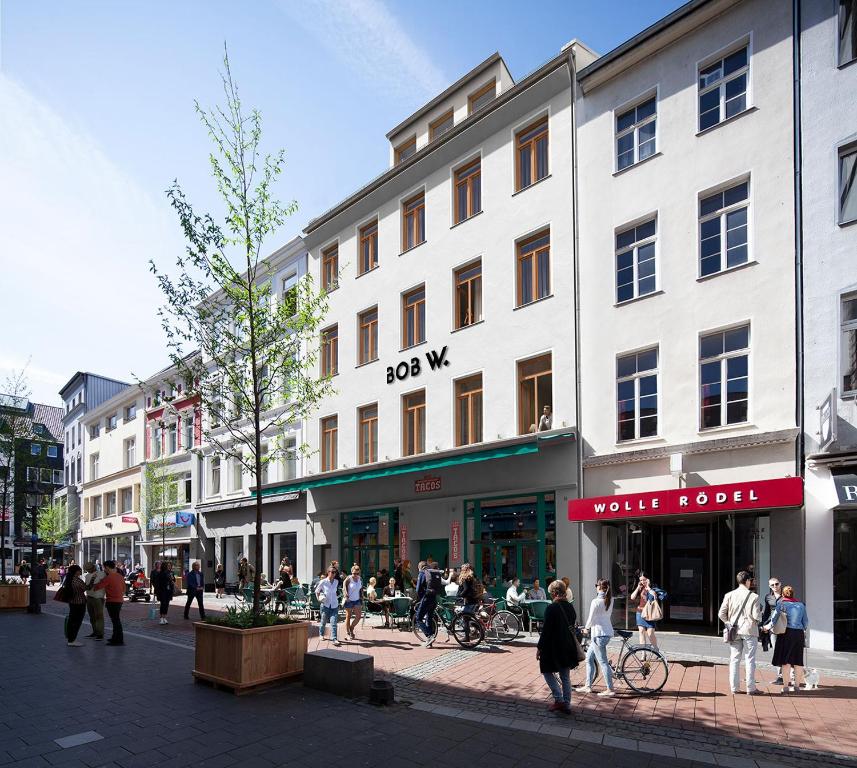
[31,499,70,565]
[0,369,31,581]
[141,457,176,567]
[150,50,333,622]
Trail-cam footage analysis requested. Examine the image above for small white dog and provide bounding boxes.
[803,668,820,689]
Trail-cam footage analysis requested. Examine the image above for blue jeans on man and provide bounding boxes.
[416,592,437,637]
[319,605,338,641]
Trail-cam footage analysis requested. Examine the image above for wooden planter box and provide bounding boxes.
[0,583,29,610]
[193,620,308,694]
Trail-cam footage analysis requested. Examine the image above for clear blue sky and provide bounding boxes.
[0,0,684,404]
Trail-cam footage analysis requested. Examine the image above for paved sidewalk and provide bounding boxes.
[36,592,857,767]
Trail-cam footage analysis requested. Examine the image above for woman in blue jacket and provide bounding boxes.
[763,585,809,693]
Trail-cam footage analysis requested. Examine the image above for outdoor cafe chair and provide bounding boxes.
[526,599,550,635]
[389,596,412,630]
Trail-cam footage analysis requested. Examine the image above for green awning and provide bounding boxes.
[254,433,573,498]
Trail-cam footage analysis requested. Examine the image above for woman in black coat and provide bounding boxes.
[536,580,579,714]
[153,561,174,625]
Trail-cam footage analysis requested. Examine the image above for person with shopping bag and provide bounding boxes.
[762,585,809,694]
[630,572,664,649]
[718,570,763,695]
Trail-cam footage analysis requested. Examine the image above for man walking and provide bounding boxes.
[718,570,762,694]
[100,560,126,646]
[415,560,442,648]
[184,561,206,621]
[83,562,105,640]
[315,566,341,646]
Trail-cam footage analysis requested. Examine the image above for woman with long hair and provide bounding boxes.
[214,564,226,598]
[764,585,809,693]
[629,571,661,648]
[536,580,579,713]
[576,578,615,696]
[61,564,87,646]
[153,561,174,624]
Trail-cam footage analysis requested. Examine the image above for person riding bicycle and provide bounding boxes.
[415,560,443,647]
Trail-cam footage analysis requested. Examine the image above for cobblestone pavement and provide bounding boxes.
[34,595,857,767]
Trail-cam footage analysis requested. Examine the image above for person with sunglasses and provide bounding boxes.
[760,576,790,686]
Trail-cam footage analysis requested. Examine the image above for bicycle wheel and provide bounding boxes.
[489,610,521,643]
[413,609,440,644]
[450,613,484,648]
[620,646,669,694]
[569,636,601,688]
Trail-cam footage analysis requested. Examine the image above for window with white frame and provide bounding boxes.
[152,426,162,459]
[40,467,51,484]
[107,491,117,517]
[168,422,177,454]
[124,437,135,468]
[121,487,133,514]
[106,413,118,432]
[616,219,657,303]
[183,472,192,504]
[699,180,749,277]
[52,469,63,485]
[259,442,270,486]
[698,45,749,131]
[700,325,750,429]
[616,96,656,171]
[210,456,221,495]
[617,348,658,442]
[183,414,194,449]
[231,457,243,492]
[841,293,857,394]
[90,453,99,480]
[125,403,137,421]
[30,444,41,456]
[91,496,102,520]
[281,272,298,316]
[47,445,58,458]
[282,435,297,481]
[26,467,37,482]
[840,143,857,224]
[840,0,857,66]
[89,424,99,439]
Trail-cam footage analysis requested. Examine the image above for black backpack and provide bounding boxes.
[426,569,443,594]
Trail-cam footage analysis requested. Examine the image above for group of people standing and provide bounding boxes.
[58,561,126,646]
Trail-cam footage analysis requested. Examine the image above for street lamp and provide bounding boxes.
[26,493,41,614]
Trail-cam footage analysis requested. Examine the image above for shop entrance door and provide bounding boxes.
[481,539,539,594]
[663,525,708,624]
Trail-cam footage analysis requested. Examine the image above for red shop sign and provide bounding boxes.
[399,524,408,557]
[568,477,803,522]
[450,520,461,564]
[121,516,138,524]
[414,475,441,493]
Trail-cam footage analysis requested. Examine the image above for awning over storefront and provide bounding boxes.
[196,491,302,514]
[568,477,803,522]
[253,430,575,498]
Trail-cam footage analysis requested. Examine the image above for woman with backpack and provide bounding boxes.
[630,572,663,649]
[536,580,579,713]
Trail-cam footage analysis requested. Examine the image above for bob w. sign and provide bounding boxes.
[387,346,450,384]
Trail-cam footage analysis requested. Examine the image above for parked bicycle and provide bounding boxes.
[413,599,485,648]
[571,627,669,695]
[474,596,521,643]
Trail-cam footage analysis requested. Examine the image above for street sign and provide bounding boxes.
[819,388,837,451]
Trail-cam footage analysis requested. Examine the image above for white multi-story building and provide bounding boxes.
[80,386,145,567]
[801,0,857,652]
[571,0,801,635]
[196,237,309,583]
[57,372,130,564]
[257,51,593,586]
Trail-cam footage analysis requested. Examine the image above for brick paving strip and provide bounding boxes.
[37,597,857,768]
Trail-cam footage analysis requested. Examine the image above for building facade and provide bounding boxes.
[196,237,310,584]
[572,0,801,635]
[57,372,130,564]
[801,0,857,652]
[257,51,592,588]
[80,387,145,568]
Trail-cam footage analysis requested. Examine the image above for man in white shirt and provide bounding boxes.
[718,570,762,695]
[505,578,524,615]
[83,562,105,640]
[315,566,341,646]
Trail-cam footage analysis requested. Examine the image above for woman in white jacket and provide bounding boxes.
[575,578,615,696]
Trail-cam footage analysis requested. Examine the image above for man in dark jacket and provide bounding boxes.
[536,580,579,713]
[184,561,206,620]
[414,561,442,647]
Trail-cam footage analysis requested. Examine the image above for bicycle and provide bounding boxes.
[473,597,521,644]
[413,599,485,648]
[571,628,669,695]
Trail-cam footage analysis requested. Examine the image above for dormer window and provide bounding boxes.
[395,136,416,164]
[429,109,454,141]
[468,79,496,114]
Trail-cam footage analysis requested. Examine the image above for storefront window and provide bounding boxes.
[835,510,857,651]
[340,509,397,581]
[270,533,297,582]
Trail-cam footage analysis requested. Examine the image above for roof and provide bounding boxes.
[385,52,505,140]
[304,50,572,236]
[577,0,717,84]
[58,371,131,399]
[0,400,64,443]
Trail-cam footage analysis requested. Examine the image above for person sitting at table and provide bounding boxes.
[506,577,524,616]
[528,579,547,601]
[444,571,460,597]
[381,577,398,627]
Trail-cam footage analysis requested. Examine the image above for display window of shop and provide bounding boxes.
[270,532,297,583]
[464,492,556,596]
[340,509,398,583]
[599,513,769,633]
[222,536,242,582]
[834,509,857,651]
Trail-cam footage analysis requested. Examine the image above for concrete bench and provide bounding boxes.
[302,649,373,699]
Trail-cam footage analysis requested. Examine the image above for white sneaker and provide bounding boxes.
[597,689,616,697]
[67,641,83,647]
[574,686,592,693]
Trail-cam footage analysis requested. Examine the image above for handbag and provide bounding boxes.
[560,602,587,662]
[723,591,753,643]
[53,585,69,603]
[771,609,788,635]
[642,596,663,622]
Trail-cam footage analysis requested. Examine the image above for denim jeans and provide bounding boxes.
[586,635,614,689]
[416,594,437,636]
[543,668,571,704]
[729,635,757,691]
[319,605,338,640]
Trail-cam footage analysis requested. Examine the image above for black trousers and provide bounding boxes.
[184,590,206,619]
[159,595,171,616]
[105,602,123,644]
[66,603,86,642]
